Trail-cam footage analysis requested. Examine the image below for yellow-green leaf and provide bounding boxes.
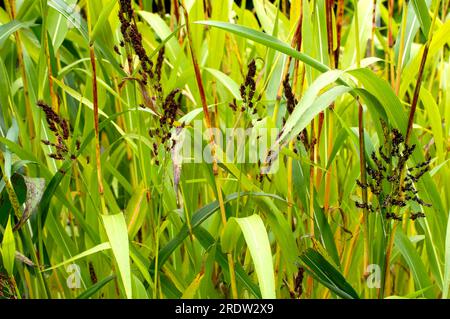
[102,213,132,299]
[1,216,16,276]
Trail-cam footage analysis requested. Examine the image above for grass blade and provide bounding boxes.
[102,214,132,299]
[223,215,276,298]
[300,248,360,299]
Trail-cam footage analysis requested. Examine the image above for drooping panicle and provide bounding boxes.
[37,101,75,161]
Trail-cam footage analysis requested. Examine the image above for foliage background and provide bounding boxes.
[0,0,449,299]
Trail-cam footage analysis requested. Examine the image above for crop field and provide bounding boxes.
[0,0,449,299]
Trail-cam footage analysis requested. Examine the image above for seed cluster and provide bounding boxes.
[239,60,257,113]
[228,59,267,118]
[284,266,305,299]
[228,98,242,113]
[88,262,97,284]
[118,0,152,78]
[355,122,431,221]
[37,101,77,162]
[282,74,309,153]
[283,75,297,114]
[118,0,165,103]
[293,267,304,298]
[148,89,183,164]
[118,0,185,166]
[227,60,277,182]
[152,47,165,99]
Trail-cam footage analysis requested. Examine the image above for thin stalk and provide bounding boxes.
[276,20,302,256]
[394,2,408,95]
[335,0,344,67]
[323,0,335,214]
[227,253,238,299]
[308,119,316,237]
[282,0,288,16]
[41,4,59,113]
[288,42,304,292]
[182,2,214,159]
[286,15,302,229]
[371,0,377,57]
[383,221,398,296]
[325,0,335,68]
[280,12,303,249]
[212,81,219,128]
[358,100,370,275]
[287,141,294,228]
[286,140,294,293]
[153,172,166,298]
[354,1,361,69]
[354,0,370,279]
[272,18,302,123]
[387,0,395,86]
[115,78,135,195]
[6,0,35,140]
[182,1,237,298]
[87,4,106,213]
[171,0,181,32]
[405,0,441,143]
[323,111,333,213]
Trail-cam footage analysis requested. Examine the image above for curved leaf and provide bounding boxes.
[300,248,359,299]
[223,215,276,299]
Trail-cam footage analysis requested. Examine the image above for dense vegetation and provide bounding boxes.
[0,0,449,299]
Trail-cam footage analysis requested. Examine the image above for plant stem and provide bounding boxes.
[41,3,59,113]
[325,0,335,68]
[394,2,408,95]
[335,0,344,67]
[308,119,316,237]
[406,0,441,143]
[227,253,238,298]
[6,0,35,140]
[358,99,370,273]
[405,49,429,143]
[182,1,237,298]
[387,0,395,87]
[383,221,398,297]
[371,0,377,57]
[272,18,302,123]
[87,3,105,213]
[323,0,335,214]
[354,0,370,279]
